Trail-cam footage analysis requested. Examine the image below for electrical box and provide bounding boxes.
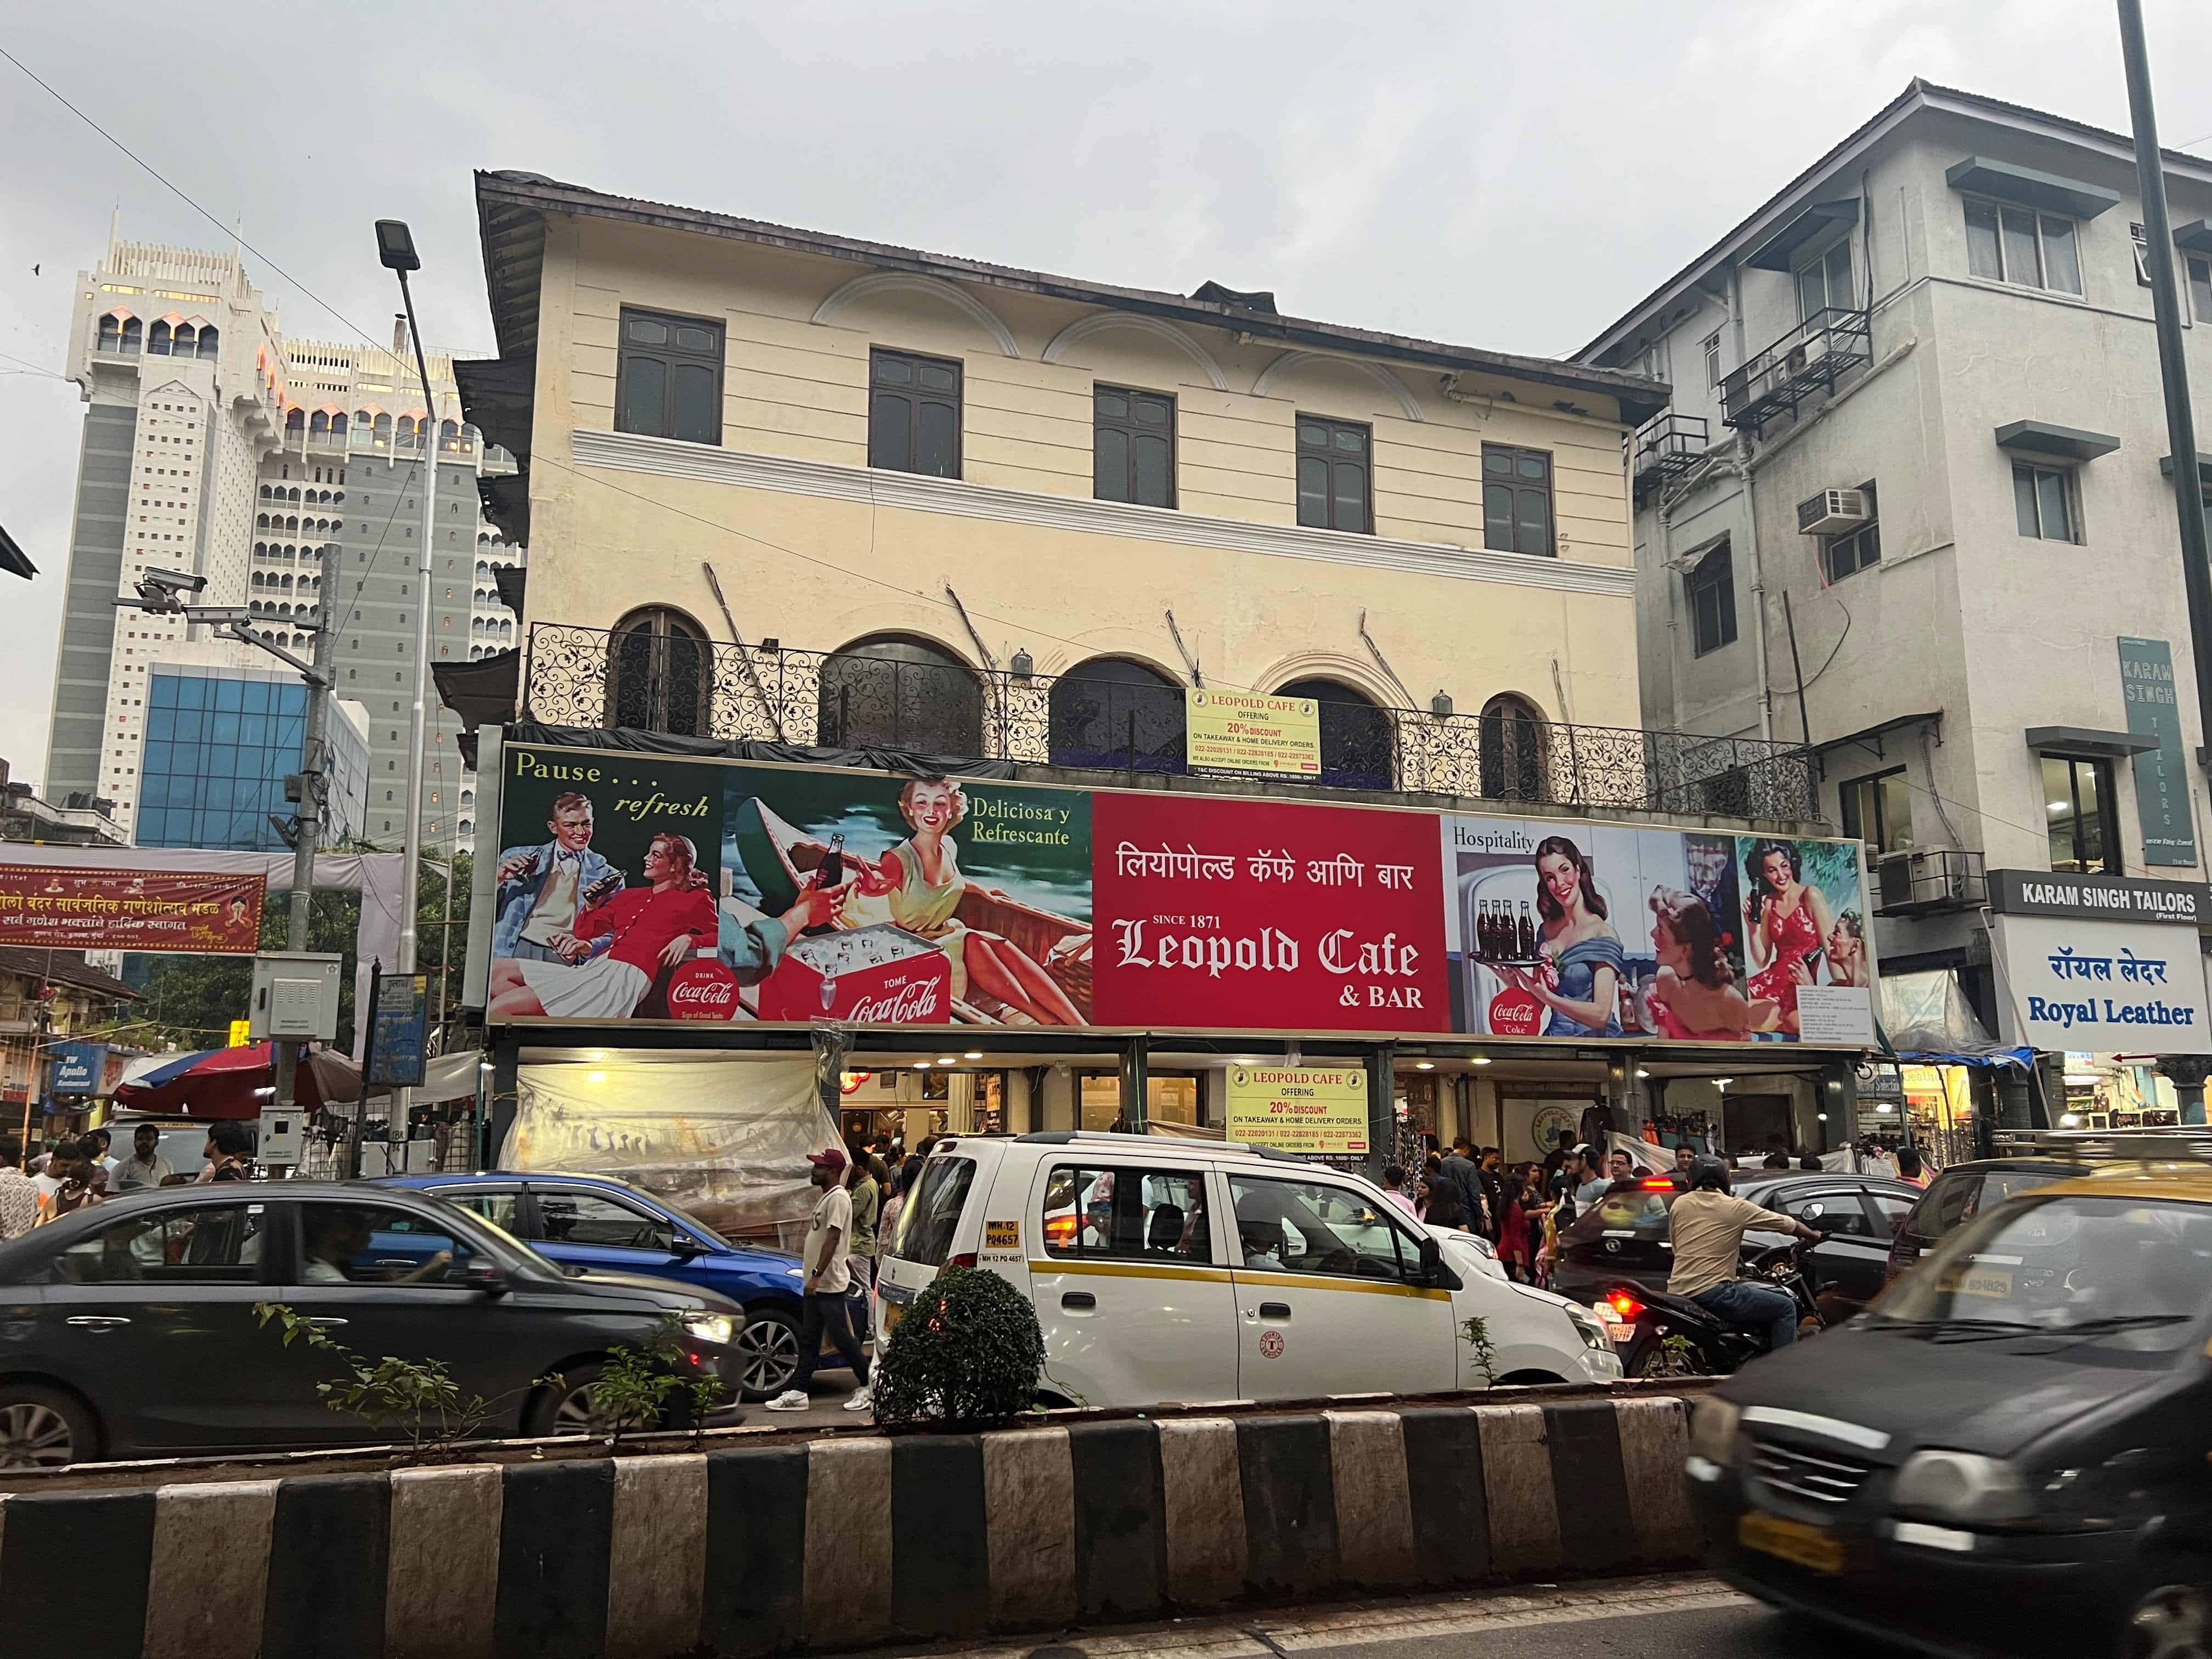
[250,952,343,1042]
[257,1108,304,1166]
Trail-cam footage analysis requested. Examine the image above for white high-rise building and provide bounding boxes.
[45,228,525,854]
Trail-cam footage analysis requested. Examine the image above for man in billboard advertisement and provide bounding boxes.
[494,791,625,963]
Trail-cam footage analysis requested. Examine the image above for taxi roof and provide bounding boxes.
[2036,1163,2212,1205]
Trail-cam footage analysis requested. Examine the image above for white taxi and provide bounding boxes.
[876,1131,1620,1408]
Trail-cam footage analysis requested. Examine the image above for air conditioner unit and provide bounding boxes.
[1876,852,1917,907]
[1798,488,1871,536]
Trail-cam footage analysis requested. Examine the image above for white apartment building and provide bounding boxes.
[1575,81,2212,1126]
[47,230,526,853]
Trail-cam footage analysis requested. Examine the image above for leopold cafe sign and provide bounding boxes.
[1988,868,2212,1054]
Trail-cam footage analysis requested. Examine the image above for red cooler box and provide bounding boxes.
[753,923,954,1024]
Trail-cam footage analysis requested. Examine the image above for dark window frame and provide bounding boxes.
[1040,1163,1215,1262]
[614,306,725,446]
[1838,765,1913,858]
[1481,443,1556,557]
[1684,541,1737,656]
[1092,384,1177,508]
[1294,414,1374,534]
[868,347,964,479]
[1822,479,1881,583]
[2041,751,2122,876]
[2013,461,2078,543]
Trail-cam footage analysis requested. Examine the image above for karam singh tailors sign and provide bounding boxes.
[1987,868,2212,1053]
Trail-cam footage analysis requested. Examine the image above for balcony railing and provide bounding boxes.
[1720,307,1872,435]
[1630,411,1711,503]
[520,623,1820,820]
[1871,847,1986,916]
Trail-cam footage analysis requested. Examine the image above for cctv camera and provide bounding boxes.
[139,568,207,596]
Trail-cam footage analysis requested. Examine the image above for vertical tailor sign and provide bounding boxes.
[2119,637,2197,867]
[486,744,1877,1046]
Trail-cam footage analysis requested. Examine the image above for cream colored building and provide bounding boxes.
[459,171,1680,786]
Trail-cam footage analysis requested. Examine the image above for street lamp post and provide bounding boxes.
[375,218,441,1134]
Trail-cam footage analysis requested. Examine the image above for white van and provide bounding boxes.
[876,1131,1620,1408]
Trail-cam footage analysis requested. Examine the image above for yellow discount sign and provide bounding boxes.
[1226,1065,1370,1156]
[1186,689,1322,776]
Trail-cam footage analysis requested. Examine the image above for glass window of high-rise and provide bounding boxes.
[137,673,308,850]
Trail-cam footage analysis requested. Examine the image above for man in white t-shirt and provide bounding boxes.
[764,1148,873,1412]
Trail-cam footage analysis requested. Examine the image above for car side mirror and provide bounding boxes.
[1417,1234,1444,1285]
[672,1235,706,1259]
[455,1261,510,1296]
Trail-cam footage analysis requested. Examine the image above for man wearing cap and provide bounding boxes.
[764,1147,873,1413]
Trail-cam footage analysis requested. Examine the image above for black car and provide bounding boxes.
[1689,1167,2212,1658]
[0,1182,747,1470]
[1553,1172,1925,1318]
[1883,1156,2092,1285]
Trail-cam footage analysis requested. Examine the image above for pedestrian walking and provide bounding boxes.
[763,1149,871,1414]
[1497,1162,1533,1280]
[111,1124,175,1194]
[1442,1138,1490,1234]
[1476,1147,1508,1244]
[844,1151,883,1386]
[35,1140,101,1226]
[0,1136,37,1242]
[1421,1157,1468,1229]
[1380,1164,1420,1221]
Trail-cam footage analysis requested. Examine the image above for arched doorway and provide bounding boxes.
[1048,657,1185,771]
[1479,693,1547,801]
[817,635,982,755]
[606,606,713,736]
[1275,677,1395,790]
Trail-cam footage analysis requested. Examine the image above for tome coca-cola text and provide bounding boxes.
[845,977,943,1022]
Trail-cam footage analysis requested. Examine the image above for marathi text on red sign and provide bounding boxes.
[0,866,266,955]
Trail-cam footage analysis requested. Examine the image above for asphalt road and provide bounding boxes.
[744,1363,873,1430]
[814,1576,1911,1659]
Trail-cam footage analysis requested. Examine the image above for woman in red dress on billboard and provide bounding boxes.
[1743,840,1835,1036]
[1643,887,1775,1041]
[487,833,716,1020]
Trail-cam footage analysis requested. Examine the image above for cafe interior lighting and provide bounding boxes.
[937,1056,959,1065]
[964,1051,983,1060]
[1414,1060,1435,1071]
[913,1060,932,1069]
[1472,1056,1492,1065]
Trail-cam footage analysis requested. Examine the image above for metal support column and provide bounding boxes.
[1366,1043,1396,1184]
[1119,1035,1149,1131]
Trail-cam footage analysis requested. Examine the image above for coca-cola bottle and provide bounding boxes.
[1482,901,1503,961]
[804,834,846,936]
[819,964,838,1012]
[1517,901,1537,960]
[1475,900,1493,960]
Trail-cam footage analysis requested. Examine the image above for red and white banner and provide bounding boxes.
[0,865,266,955]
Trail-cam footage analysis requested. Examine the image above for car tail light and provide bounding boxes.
[948,1252,978,1269]
[1606,1289,1646,1320]
[1638,1176,1677,1190]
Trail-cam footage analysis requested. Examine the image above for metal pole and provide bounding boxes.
[2119,0,2212,768]
[272,541,341,1133]
[392,271,439,1127]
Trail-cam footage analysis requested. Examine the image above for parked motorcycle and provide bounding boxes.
[1600,1242,1824,1377]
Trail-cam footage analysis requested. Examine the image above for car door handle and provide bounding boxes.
[66,1316,129,1330]
[1060,1291,1096,1310]
[1258,1302,1292,1320]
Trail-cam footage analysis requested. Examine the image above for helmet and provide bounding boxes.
[1688,1155,1732,1193]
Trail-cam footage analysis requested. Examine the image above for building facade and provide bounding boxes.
[1573,81,2212,1132]
[46,232,526,854]
[455,171,1874,1172]
[132,664,370,853]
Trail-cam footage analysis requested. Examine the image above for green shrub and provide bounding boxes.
[871,1267,1045,1428]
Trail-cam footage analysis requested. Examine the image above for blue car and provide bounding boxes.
[374,1172,848,1400]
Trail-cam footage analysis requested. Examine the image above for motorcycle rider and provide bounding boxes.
[1668,1156,1823,1351]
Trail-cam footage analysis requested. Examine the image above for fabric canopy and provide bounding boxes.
[1880,968,2032,1068]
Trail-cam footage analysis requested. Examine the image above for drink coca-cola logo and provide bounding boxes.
[1487,986,1543,1037]
[845,974,946,1024]
[665,960,740,1020]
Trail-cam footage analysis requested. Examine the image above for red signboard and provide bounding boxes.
[0,866,265,955]
[1091,792,1449,1034]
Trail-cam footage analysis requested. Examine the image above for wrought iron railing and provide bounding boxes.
[521,622,1821,820]
[1720,306,1872,433]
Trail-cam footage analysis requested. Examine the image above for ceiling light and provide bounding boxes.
[585,1070,606,1085]
[937,1056,959,1066]
[1816,1111,1828,1121]
[1635,1068,1650,1079]
[1711,1077,1733,1088]
[963,1051,983,1060]
[1414,1060,1435,1071]
[1471,1056,1492,1066]
[913,1060,931,1069]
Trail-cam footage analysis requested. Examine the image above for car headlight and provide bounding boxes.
[681,1313,735,1346]
[1689,1396,1742,1468]
[1566,1308,1611,1352]
[1892,1451,2035,1524]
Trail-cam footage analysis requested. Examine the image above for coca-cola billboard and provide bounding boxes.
[487,744,1875,1048]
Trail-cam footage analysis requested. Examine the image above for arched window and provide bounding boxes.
[1275,677,1395,791]
[817,634,981,755]
[441,419,458,442]
[149,321,172,356]
[285,408,305,437]
[606,606,713,736]
[256,514,269,529]
[195,325,218,359]
[288,488,300,503]
[330,413,347,438]
[1478,694,1547,802]
[97,316,120,352]
[120,318,142,354]
[309,411,329,437]
[251,572,265,590]
[461,424,481,445]
[173,325,196,356]
[1049,657,1185,771]
[353,409,371,433]
[373,413,392,442]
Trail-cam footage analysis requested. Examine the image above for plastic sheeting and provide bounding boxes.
[500,1057,840,1240]
[1880,968,2032,1068]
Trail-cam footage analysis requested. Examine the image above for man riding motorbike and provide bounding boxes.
[1667,1156,1823,1351]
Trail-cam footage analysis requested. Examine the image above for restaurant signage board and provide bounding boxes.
[48,1041,108,1096]
[2119,637,2197,867]
[1183,689,1322,777]
[0,865,264,954]
[485,744,1876,1048]
[1224,1065,1370,1157]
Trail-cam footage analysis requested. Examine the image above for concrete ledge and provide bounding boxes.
[0,1384,1711,1657]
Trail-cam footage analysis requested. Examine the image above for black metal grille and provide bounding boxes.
[1750,1438,1872,1506]
[521,622,1821,817]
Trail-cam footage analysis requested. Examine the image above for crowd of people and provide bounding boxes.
[0,1121,255,1242]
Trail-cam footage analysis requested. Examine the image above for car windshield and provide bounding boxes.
[891,1155,975,1267]
[1873,1192,2212,1354]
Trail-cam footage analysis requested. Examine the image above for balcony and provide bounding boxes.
[517,622,1820,820]
[1720,307,1871,435]
[1871,847,1987,917]
[1630,412,1711,504]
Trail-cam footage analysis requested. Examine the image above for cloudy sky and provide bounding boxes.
[2,0,2209,788]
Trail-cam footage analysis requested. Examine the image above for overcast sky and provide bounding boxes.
[3,1,2209,790]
